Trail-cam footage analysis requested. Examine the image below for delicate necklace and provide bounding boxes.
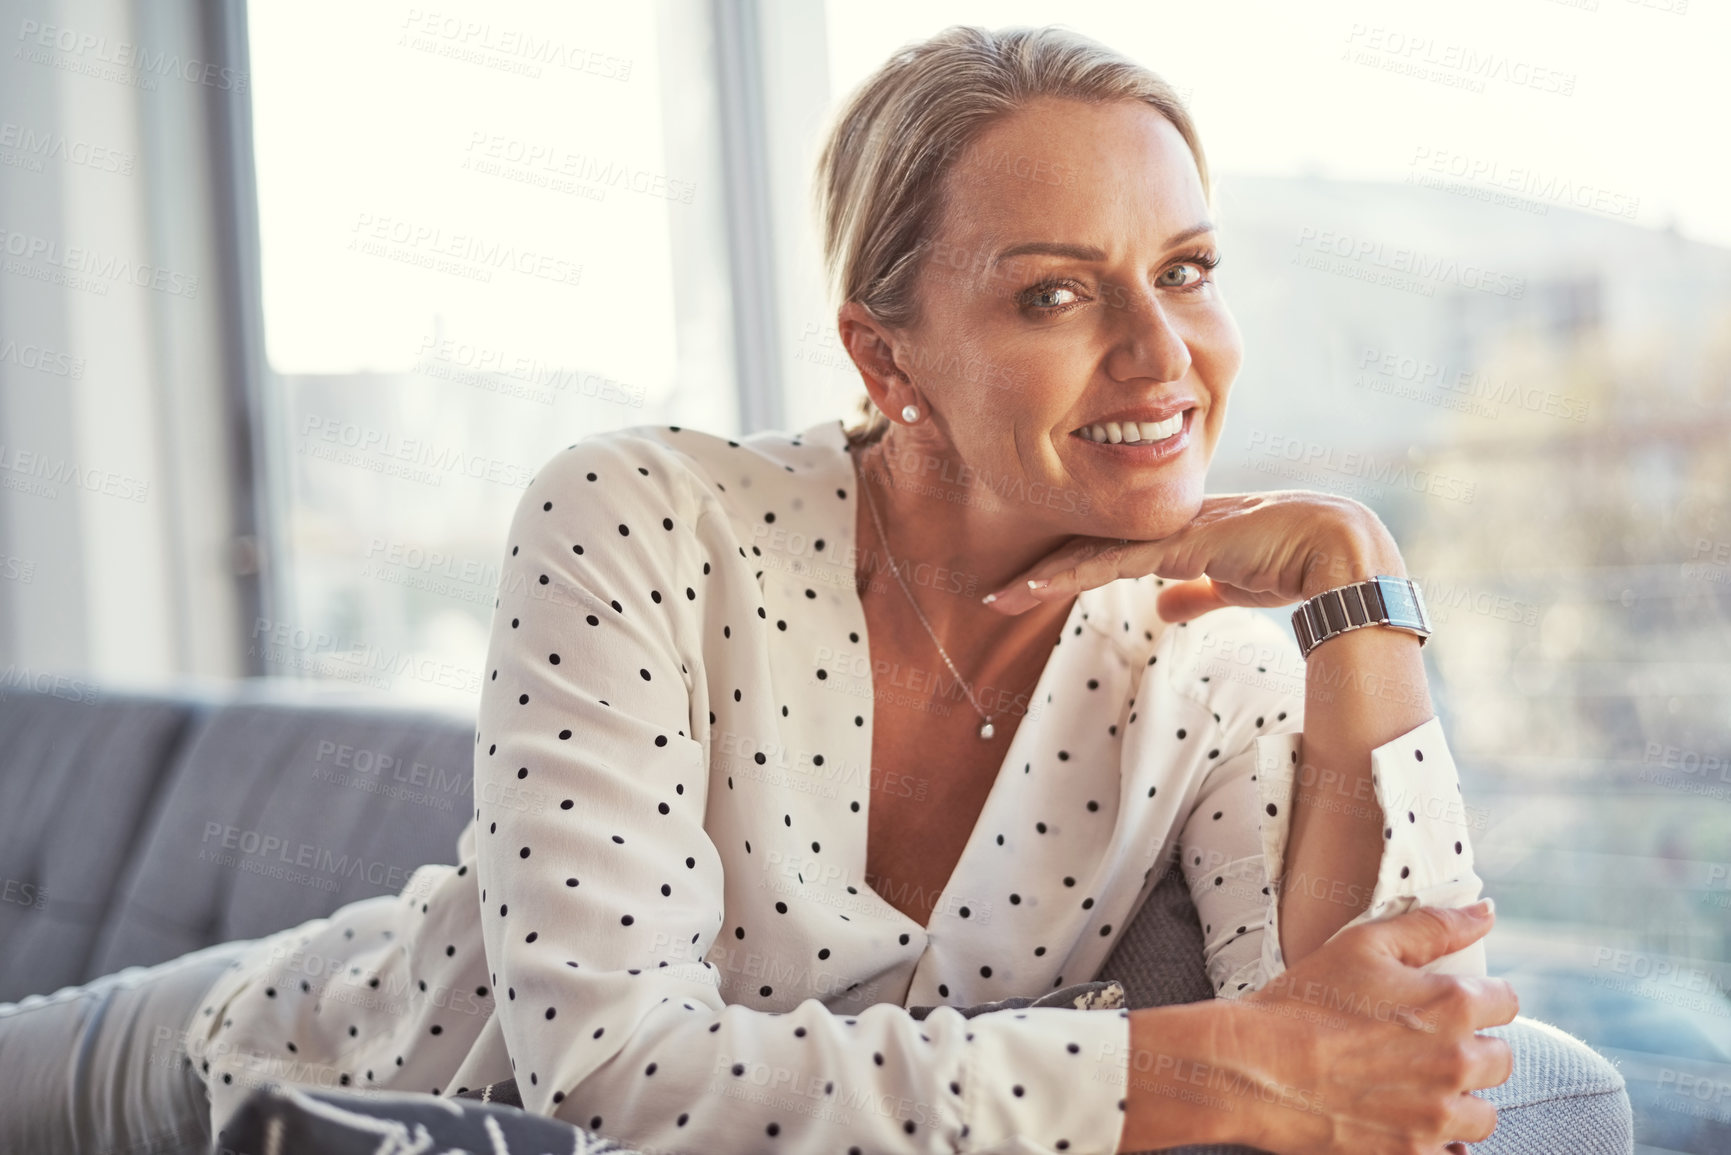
[857,451,1036,740]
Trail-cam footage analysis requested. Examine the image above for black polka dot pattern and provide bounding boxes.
[190,422,1481,1155]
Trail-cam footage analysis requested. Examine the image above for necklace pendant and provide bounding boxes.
[978,719,995,740]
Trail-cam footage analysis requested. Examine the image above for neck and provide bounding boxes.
[849,429,1077,679]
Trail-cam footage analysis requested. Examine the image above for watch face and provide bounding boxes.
[1408,580,1432,629]
[1376,577,1427,629]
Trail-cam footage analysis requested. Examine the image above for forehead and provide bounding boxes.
[937,97,1206,256]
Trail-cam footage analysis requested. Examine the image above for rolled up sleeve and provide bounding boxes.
[1173,613,1486,1003]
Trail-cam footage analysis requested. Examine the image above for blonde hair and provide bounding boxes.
[812,24,1211,447]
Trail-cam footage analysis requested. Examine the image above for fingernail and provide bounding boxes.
[1471,897,1495,918]
[1026,578,1050,592]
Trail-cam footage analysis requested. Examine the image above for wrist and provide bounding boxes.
[1300,525,1406,601]
[1121,1001,1265,1150]
[1216,995,1336,1153]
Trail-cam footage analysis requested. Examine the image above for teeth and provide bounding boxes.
[1076,413,1185,444]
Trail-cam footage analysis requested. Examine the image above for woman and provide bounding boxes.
[0,24,1516,1155]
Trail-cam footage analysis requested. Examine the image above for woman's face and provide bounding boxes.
[893,96,1242,541]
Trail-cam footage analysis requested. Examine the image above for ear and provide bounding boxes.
[836,302,917,418]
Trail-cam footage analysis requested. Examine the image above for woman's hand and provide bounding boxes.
[981,490,1404,620]
[1232,901,1518,1154]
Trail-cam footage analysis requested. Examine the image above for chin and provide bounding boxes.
[1105,474,1206,541]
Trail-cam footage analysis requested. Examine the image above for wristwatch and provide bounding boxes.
[1291,575,1431,659]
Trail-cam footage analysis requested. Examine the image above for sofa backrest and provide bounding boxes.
[0,688,201,1001]
[0,681,474,1001]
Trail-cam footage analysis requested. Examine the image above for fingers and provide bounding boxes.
[1155,578,1300,622]
[982,538,1156,615]
[980,577,1047,616]
[1403,975,1519,1044]
[1154,577,1228,622]
[1460,975,1521,1030]
[1375,901,1496,969]
[981,575,1065,616]
[1448,1092,1501,1145]
[1461,1033,1516,1093]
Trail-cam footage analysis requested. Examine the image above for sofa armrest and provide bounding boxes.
[1098,862,1633,1154]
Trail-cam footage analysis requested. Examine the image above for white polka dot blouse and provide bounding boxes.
[186,418,1486,1155]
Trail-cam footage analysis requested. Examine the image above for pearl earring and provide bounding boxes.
[901,404,920,423]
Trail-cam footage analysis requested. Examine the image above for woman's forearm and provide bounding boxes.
[1279,541,1434,967]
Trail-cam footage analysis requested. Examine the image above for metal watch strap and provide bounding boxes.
[1291,575,1431,659]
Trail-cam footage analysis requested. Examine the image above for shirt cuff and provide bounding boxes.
[956,1005,1129,1155]
[1242,715,1486,995]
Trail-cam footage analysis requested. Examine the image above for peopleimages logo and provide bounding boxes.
[414,334,645,408]
[0,121,135,174]
[0,337,84,378]
[348,212,583,288]
[0,663,101,704]
[248,616,484,694]
[1355,347,1589,423]
[14,18,249,92]
[462,131,695,204]
[398,9,633,81]
[298,414,537,489]
[1341,24,1576,97]
[1243,431,1477,505]
[0,442,150,502]
[0,226,199,298]
[198,822,418,892]
[1408,146,1640,222]
[1294,228,1525,298]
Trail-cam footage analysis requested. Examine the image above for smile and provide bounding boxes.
[1068,407,1195,457]
[1073,414,1182,445]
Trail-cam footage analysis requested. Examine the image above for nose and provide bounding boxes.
[1104,282,1192,386]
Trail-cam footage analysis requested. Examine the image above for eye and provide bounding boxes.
[1019,279,1084,313]
[1156,250,1221,291]
[1156,262,1206,289]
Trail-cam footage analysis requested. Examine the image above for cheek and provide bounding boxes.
[1192,308,1242,443]
[1195,307,1244,389]
[967,353,1077,465]
[989,340,1072,404]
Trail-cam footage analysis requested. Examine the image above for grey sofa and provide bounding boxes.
[0,679,1636,1153]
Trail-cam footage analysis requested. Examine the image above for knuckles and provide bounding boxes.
[1430,980,1474,1023]
[1435,1040,1475,1088]
[1413,1097,1455,1138]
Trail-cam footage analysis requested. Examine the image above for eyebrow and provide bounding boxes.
[989,221,1216,267]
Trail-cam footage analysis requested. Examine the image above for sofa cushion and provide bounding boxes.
[0,687,198,1001]
[87,692,474,977]
[1097,856,1216,1011]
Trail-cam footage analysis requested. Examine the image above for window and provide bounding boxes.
[247,0,738,709]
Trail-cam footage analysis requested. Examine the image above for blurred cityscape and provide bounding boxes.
[1208,172,1731,1154]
